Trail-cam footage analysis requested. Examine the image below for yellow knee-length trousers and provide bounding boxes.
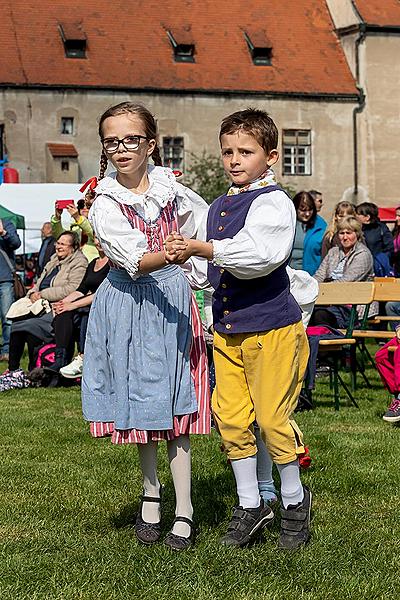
[212,321,309,464]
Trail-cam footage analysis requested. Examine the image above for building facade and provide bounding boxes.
[3,0,397,216]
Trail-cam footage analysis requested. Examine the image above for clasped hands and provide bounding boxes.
[164,232,192,264]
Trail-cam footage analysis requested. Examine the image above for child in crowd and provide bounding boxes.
[81,102,210,551]
[375,326,400,423]
[165,108,311,550]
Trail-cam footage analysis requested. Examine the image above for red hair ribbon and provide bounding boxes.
[172,170,183,178]
[79,176,98,193]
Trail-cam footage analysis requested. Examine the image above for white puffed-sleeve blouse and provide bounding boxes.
[89,166,209,280]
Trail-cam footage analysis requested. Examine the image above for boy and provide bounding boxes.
[165,108,311,550]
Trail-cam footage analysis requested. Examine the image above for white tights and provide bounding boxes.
[137,435,193,537]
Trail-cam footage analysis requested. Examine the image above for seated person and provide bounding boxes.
[311,216,373,328]
[51,199,99,262]
[48,236,109,378]
[5,232,87,374]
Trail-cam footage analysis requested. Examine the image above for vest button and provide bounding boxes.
[218,225,224,231]
[225,323,232,330]
[219,268,225,274]
[222,283,227,289]
[223,296,228,302]
[220,211,227,217]
[223,310,230,316]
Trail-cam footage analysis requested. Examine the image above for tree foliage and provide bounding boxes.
[183,151,297,204]
[183,151,229,205]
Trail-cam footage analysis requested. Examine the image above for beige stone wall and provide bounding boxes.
[357,35,400,206]
[325,0,360,30]
[0,89,356,219]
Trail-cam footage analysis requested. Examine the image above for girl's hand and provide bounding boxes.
[165,239,194,264]
[66,204,80,220]
[164,232,186,254]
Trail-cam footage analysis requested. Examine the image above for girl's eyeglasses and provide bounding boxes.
[102,135,148,154]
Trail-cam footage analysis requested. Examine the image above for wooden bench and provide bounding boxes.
[312,282,375,410]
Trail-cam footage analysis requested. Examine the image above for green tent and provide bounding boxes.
[0,204,25,229]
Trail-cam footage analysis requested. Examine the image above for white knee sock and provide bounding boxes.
[137,441,161,523]
[231,455,261,509]
[167,435,193,537]
[276,460,304,509]
[254,427,278,502]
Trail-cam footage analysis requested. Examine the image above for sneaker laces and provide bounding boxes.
[388,398,400,412]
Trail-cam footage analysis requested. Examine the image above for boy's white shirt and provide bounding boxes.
[89,165,208,279]
[88,167,313,325]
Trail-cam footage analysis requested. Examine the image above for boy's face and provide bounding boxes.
[220,130,278,187]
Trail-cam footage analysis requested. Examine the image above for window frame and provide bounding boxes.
[162,136,185,171]
[282,129,312,176]
[61,117,74,135]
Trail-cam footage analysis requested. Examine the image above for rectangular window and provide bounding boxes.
[61,117,74,135]
[162,137,184,171]
[282,129,311,176]
[61,160,70,172]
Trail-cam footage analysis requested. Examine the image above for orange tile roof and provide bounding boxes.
[353,0,400,26]
[47,143,78,157]
[0,0,357,96]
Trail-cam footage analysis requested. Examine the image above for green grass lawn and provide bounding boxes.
[0,355,399,599]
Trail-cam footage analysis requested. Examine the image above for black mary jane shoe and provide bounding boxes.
[135,494,162,545]
[164,516,195,551]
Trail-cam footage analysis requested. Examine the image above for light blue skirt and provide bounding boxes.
[81,265,197,431]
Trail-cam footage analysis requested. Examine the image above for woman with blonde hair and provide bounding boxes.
[311,216,373,328]
[321,201,356,259]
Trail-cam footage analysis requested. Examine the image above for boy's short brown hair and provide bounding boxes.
[219,108,278,154]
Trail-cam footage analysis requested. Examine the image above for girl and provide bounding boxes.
[81,102,210,551]
[321,200,356,259]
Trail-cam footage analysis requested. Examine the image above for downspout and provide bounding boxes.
[352,17,366,202]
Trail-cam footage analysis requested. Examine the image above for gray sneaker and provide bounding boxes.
[383,398,400,422]
[220,500,274,547]
[279,485,312,550]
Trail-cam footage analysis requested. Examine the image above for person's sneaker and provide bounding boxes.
[59,354,83,379]
[279,485,312,550]
[382,398,400,422]
[220,500,274,547]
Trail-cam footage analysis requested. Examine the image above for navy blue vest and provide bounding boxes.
[207,185,301,334]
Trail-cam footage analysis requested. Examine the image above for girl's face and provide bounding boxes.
[297,200,314,223]
[395,209,400,227]
[336,211,348,223]
[101,113,155,178]
[356,212,370,225]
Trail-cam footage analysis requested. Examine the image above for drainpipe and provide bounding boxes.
[352,18,366,202]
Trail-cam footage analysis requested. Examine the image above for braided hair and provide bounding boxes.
[87,103,162,207]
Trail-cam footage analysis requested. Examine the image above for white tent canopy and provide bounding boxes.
[0,183,83,253]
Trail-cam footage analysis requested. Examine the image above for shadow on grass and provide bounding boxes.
[111,470,234,531]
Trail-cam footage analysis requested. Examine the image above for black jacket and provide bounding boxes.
[362,221,394,257]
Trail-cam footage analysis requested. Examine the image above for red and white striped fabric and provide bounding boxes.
[90,199,211,443]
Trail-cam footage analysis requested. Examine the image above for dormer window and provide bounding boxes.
[244,31,272,66]
[166,29,195,63]
[59,23,87,59]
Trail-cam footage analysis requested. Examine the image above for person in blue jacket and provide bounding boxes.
[290,191,326,275]
[0,218,21,361]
